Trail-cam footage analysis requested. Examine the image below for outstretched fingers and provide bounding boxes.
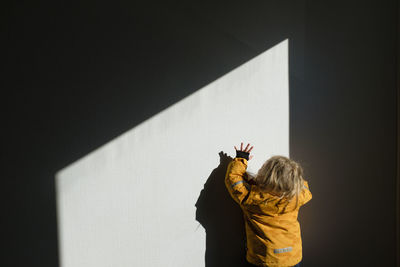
[235,142,254,153]
[244,143,250,151]
[233,142,255,160]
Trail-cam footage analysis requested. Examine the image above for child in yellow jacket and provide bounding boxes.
[225,142,312,267]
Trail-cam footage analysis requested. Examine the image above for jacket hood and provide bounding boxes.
[244,181,311,216]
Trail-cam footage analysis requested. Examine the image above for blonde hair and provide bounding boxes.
[247,155,305,211]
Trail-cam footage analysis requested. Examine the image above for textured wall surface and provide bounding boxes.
[56,40,289,267]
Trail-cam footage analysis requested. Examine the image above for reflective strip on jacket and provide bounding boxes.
[225,157,312,267]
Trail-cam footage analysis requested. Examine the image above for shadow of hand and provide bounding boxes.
[195,151,252,267]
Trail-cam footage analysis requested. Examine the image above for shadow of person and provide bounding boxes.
[195,151,255,267]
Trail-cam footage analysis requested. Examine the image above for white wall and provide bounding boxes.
[55,39,289,267]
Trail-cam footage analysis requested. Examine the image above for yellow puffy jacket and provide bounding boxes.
[225,157,312,267]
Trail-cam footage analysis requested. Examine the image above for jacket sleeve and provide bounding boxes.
[225,157,251,205]
[299,180,312,206]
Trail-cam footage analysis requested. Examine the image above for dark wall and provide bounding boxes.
[298,2,398,267]
[3,0,398,266]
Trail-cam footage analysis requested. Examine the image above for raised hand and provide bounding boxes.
[234,142,254,160]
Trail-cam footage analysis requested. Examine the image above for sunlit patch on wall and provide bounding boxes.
[55,38,289,267]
